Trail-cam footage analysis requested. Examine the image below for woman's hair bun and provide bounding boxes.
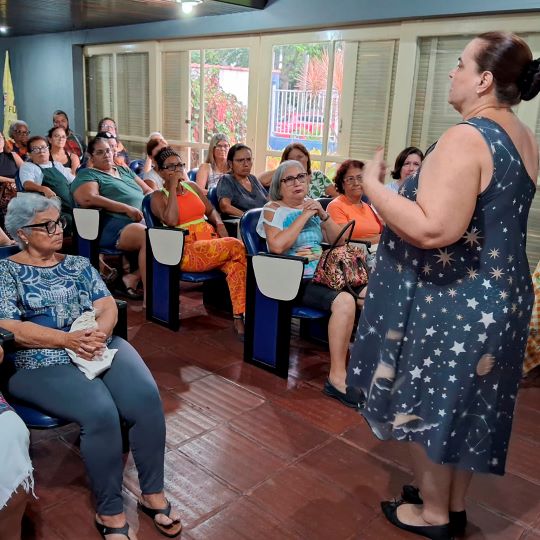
[518,58,540,101]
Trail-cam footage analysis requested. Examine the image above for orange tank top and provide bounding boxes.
[164,182,206,228]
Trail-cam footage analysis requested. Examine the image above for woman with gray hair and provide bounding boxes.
[257,159,360,407]
[0,194,182,539]
[196,133,230,194]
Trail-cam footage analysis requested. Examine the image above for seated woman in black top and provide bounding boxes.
[0,131,23,229]
[216,144,267,217]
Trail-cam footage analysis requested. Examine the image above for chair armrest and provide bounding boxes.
[0,327,15,352]
[114,300,128,340]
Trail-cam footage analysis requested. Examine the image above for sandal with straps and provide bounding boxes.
[95,519,132,539]
[137,499,182,538]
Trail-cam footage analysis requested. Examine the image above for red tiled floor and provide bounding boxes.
[178,425,287,491]
[18,296,540,539]
[229,401,330,460]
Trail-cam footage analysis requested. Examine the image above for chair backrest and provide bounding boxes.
[207,186,219,211]
[0,244,20,259]
[240,208,267,256]
[187,168,198,182]
[129,159,145,176]
[142,193,157,227]
[14,170,24,192]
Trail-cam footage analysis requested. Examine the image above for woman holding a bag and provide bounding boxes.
[257,159,361,408]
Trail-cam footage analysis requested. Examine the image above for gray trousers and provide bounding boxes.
[8,337,165,515]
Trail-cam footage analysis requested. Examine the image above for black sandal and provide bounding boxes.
[137,499,182,538]
[95,519,131,539]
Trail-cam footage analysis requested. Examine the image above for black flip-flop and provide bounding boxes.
[137,500,182,538]
[323,379,365,409]
[114,283,143,300]
[95,519,132,539]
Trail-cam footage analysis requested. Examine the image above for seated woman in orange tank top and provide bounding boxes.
[150,147,247,338]
[327,159,383,245]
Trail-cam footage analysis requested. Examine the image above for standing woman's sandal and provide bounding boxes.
[95,519,132,539]
[137,500,182,538]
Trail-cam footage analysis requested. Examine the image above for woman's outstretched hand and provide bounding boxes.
[363,147,387,189]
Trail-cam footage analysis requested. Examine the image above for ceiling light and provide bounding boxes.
[0,26,8,34]
[180,0,203,14]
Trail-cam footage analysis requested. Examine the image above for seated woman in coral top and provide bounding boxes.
[150,147,247,338]
[327,159,383,245]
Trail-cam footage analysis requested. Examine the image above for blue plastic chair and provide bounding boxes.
[14,170,24,192]
[141,193,229,330]
[187,168,198,182]
[129,159,145,176]
[240,208,327,378]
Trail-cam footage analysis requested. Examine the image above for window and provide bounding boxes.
[409,36,469,152]
[85,55,113,132]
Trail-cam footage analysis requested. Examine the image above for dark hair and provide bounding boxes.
[27,135,48,151]
[475,32,540,104]
[53,109,68,120]
[227,143,251,163]
[281,142,311,175]
[334,159,365,194]
[97,117,117,131]
[154,146,181,170]
[391,147,424,180]
[47,126,66,139]
[147,137,162,157]
[87,136,111,155]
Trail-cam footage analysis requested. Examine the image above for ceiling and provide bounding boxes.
[0,0,268,37]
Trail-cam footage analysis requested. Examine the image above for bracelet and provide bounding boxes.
[321,212,330,223]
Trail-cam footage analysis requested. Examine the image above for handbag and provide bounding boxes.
[312,220,369,299]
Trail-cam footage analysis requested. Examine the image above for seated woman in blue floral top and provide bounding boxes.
[257,160,359,408]
[0,195,182,539]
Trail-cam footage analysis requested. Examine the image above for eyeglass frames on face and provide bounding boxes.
[15,130,30,136]
[52,135,67,140]
[281,172,308,186]
[30,146,49,154]
[21,216,67,235]
[162,162,186,172]
[215,144,229,150]
[93,148,113,156]
[343,174,363,185]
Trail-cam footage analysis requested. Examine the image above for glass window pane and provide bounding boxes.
[268,43,330,153]
[190,50,201,143]
[202,47,249,144]
[85,54,113,132]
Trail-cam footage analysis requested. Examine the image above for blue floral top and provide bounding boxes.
[0,255,110,370]
[257,204,323,277]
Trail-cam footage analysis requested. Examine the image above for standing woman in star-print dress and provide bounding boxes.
[347,32,540,540]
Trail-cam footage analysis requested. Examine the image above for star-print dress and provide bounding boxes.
[347,117,536,475]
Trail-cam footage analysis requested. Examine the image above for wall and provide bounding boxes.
[0,0,539,135]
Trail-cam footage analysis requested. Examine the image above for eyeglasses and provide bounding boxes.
[101,124,116,131]
[30,146,49,154]
[343,174,363,185]
[233,157,252,164]
[15,130,30,136]
[52,135,67,140]
[281,172,308,186]
[22,216,67,235]
[215,144,229,150]
[94,148,113,156]
[162,162,186,171]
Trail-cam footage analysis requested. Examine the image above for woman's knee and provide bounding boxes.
[331,291,356,317]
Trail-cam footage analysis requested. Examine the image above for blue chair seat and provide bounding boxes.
[291,305,327,319]
[180,270,223,282]
[10,401,67,430]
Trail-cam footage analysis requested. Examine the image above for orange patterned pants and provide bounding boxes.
[181,237,247,315]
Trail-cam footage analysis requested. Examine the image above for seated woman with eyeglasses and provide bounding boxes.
[151,147,247,338]
[257,160,360,408]
[216,143,268,218]
[327,160,383,245]
[0,194,182,539]
[71,136,152,301]
[19,135,75,235]
[7,121,30,159]
[48,126,81,176]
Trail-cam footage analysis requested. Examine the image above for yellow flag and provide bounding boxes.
[3,51,17,136]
